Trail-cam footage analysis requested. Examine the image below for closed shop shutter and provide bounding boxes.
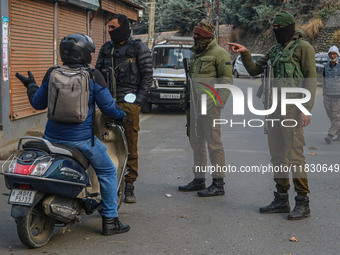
[9,0,54,120]
[90,10,106,66]
[101,0,138,21]
[57,3,87,66]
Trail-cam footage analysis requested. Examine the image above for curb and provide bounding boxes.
[0,142,18,160]
[0,131,44,160]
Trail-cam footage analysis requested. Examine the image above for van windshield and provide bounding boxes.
[153,47,192,68]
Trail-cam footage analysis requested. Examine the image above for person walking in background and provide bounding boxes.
[323,46,340,144]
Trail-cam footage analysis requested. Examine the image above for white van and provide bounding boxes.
[233,54,265,78]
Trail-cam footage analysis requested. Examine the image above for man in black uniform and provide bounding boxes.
[96,14,152,203]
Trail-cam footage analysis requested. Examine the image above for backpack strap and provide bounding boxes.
[86,67,96,147]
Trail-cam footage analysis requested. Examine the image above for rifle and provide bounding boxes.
[256,64,272,134]
[183,58,198,138]
[102,67,116,99]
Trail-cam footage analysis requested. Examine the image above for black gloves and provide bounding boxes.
[15,71,37,88]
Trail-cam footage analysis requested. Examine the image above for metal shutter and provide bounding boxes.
[90,10,106,66]
[101,0,138,21]
[57,3,87,66]
[9,0,54,120]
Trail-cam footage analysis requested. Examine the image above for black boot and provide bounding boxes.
[259,192,290,214]
[102,217,130,236]
[178,178,206,191]
[288,196,310,220]
[325,134,334,144]
[124,183,136,203]
[197,178,225,197]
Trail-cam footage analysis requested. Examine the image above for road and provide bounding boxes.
[0,78,339,255]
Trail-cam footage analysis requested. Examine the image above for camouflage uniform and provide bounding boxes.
[241,29,317,196]
[187,38,232,178]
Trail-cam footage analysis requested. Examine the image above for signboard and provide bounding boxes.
[58,0,100,10]
[2,16,9,43]
[2,17,9,81]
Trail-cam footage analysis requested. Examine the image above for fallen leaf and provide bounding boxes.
[308,151,318,156]
[308,146,318,150]
[85,237,90,240]
[165,194,172,198]
[176,215,189,220]
[289,237,298,242]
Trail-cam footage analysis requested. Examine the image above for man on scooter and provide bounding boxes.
[15,33,130,236]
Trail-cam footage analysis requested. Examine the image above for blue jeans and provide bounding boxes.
[44,135,118,218]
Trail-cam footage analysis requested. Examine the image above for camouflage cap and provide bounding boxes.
[273,11,295,27]
[193,19,214,39]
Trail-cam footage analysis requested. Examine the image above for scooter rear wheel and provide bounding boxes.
[16,205,55,248]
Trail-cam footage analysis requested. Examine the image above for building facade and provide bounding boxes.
[0,0,142,145]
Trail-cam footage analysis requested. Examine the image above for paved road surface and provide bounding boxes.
[0,78,339,255]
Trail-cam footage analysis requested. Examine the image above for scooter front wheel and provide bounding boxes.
[16,205,55,248]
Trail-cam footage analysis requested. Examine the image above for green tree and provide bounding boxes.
[162,0,206,34]
[133,0,338,35]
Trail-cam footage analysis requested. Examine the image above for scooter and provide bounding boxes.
[1,107,129,248]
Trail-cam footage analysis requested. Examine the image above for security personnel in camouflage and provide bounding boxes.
[96,14,152,203]
[228,11,317,220]
[178,19,232,197]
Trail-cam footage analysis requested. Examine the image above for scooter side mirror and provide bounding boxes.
[124,93,136,103]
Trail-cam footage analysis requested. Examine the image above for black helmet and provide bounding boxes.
[60,34,95,64]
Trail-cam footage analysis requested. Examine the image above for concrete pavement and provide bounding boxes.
[0,78,339,254]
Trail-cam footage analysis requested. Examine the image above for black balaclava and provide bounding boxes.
[109,14,131,44]
[273,23,295,45]
[272,11,296,45]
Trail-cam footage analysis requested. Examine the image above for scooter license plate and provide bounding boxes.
[8,189,36,205]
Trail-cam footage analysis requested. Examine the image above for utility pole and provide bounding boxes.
[209,0,219,43]
[148,0,156,49]
[216,0,219,43]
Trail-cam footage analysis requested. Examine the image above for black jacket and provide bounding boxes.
[95,38,152,105]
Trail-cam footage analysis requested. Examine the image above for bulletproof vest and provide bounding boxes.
[324,62,340,96]
[112,39,141,86]
[268,39,304,87]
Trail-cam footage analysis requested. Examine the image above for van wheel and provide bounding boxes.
[16,206,55,248]
[234,70,239,78]
[141,102,152,113]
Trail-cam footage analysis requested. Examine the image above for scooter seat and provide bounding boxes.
[23,140,89,170]
[52,143,89,170]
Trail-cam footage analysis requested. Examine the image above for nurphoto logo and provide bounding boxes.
[200,84,311,116]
